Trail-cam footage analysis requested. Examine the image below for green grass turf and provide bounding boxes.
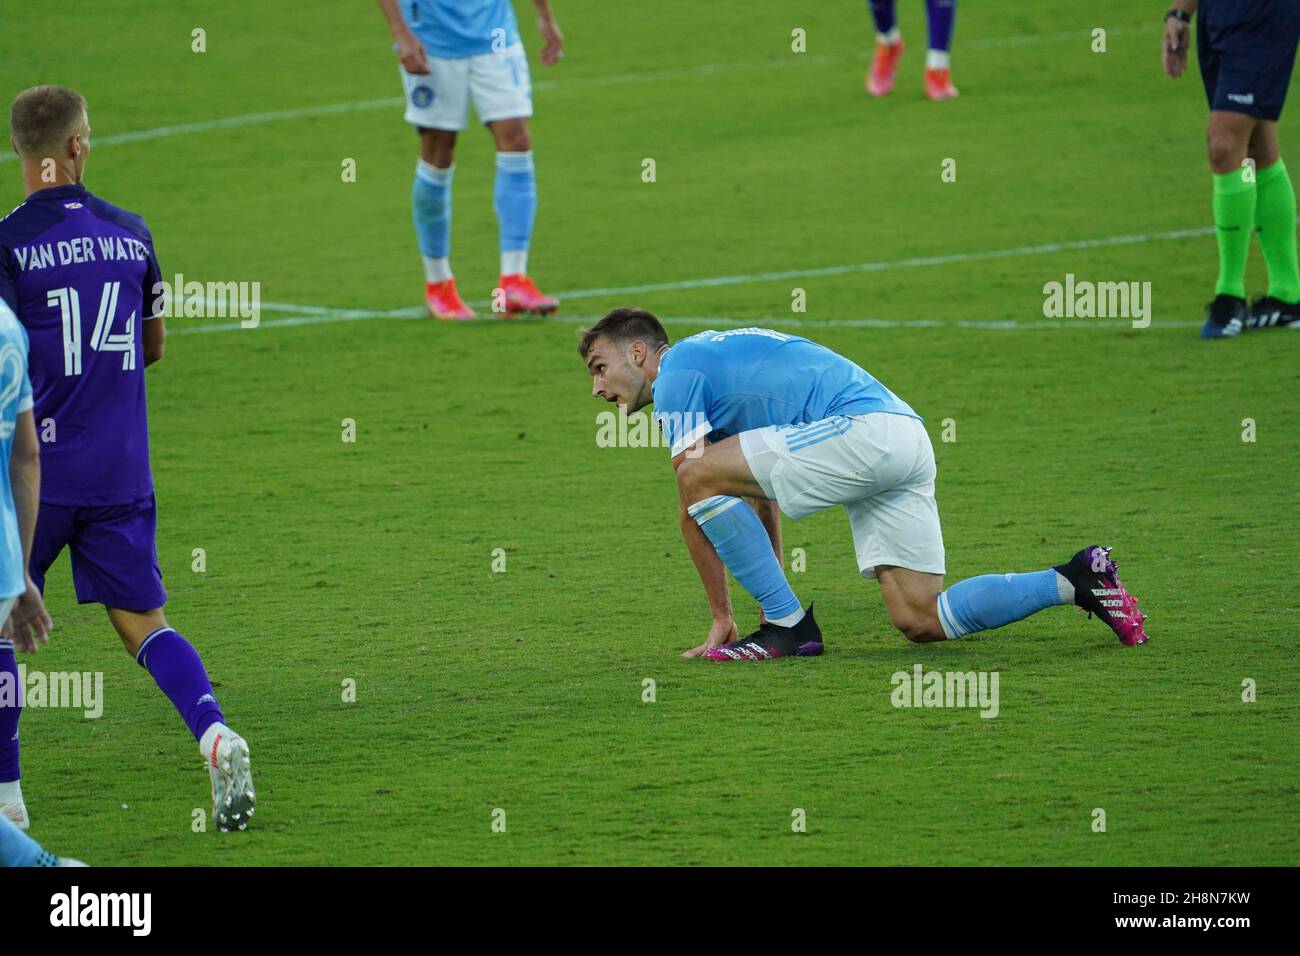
[0,0,1296,865]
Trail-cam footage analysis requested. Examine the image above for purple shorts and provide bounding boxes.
[30,494,167,611]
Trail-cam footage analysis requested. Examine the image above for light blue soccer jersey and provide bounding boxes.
[402,0,521,58]
[651,327,920,457]
[0,300,34,600]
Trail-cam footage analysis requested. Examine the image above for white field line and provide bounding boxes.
[167,222,1213,335]
[170,311,1199,336]
[0,26,1147,163]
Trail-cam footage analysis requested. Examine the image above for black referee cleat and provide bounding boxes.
[1201,294,1247,339]
[1247,295,1300,330]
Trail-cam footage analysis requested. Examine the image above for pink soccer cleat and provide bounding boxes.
[497,274,559,317]
[867,38,905,97]
[924,67,959,101]
[1055,546,1149,646]
[424,279,476,320]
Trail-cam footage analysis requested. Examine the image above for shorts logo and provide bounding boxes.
[411,85,435,108]
[1227,93,1255,105]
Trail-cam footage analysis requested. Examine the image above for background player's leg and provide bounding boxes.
[1248,123,1300,309]
[923,0,959,99]
[866,0,903,96]
[111,607,256,830]
[488,117,534,278]
[1207,111,1258,296]
[1,510,70,829]
[867,0,897,38]
[414,128,458,285]
[488,118,557,315]
[0,598,22,829]
[0,632,21,827]
[110,607,224,742]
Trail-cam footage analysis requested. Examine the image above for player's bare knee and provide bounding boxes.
[1206,131,1247,173]
[675,456,713,503]
[890,607,944,644]
[418,128,456,167]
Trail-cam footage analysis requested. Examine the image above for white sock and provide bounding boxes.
[1055,571,1076,605]
[199,722,230,761]
[416,159,453,186]
[878,28,901,45]
[769,607,805,628]
[423,257,453,283]
[500,249,528,277]
[0,779,23,806]
[926,49,950,70]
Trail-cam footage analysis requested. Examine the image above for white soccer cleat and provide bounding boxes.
[0,780,30,830]
[56,857,89,867]
[202,724,256,832]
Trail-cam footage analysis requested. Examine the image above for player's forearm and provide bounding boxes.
[680,508,733,622]
[9,416,40,566]
[376,0,416,40]
[143,317,165,367]
[532,0,555,17]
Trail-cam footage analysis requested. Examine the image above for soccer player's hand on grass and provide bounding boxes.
[1163,18,1190,79]
[3,576,52,653]
[397,31,431,75]
[537,12,564,66]
[682,618,737,658]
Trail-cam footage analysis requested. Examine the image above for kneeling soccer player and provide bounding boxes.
[579,309,1149,661]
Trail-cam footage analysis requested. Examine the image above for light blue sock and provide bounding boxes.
[687,495,801,622]
[412,160,453,260]
[0,812,47,867]
[494,151,536,268]
[936,569,1069,639]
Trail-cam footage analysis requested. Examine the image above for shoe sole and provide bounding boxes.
[212,738,256,832]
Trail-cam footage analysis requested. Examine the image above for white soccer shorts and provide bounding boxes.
[739,412,946,579]
[400,42,533,131]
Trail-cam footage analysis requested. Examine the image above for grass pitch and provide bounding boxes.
[0,0,1296,865]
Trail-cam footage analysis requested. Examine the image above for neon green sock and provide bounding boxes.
[1253,159,1300,303]
[1212,168,1255,298]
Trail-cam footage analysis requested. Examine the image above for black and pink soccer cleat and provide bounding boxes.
[1054,545,1149,646]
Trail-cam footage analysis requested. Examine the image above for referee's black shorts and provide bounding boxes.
[1198,0,1300,121]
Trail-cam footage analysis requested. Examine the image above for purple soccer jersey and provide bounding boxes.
[0,183,161,506]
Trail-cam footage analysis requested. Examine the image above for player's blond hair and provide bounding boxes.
[10,85,87,157]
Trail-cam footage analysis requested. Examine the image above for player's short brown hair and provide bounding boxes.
[10,85,87,157]
[578,307,669,359]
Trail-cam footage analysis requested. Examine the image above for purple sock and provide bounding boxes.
[135,628,224,742]
[0,642,20,782]
[868,0,896,35]
[927,0,957,51]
